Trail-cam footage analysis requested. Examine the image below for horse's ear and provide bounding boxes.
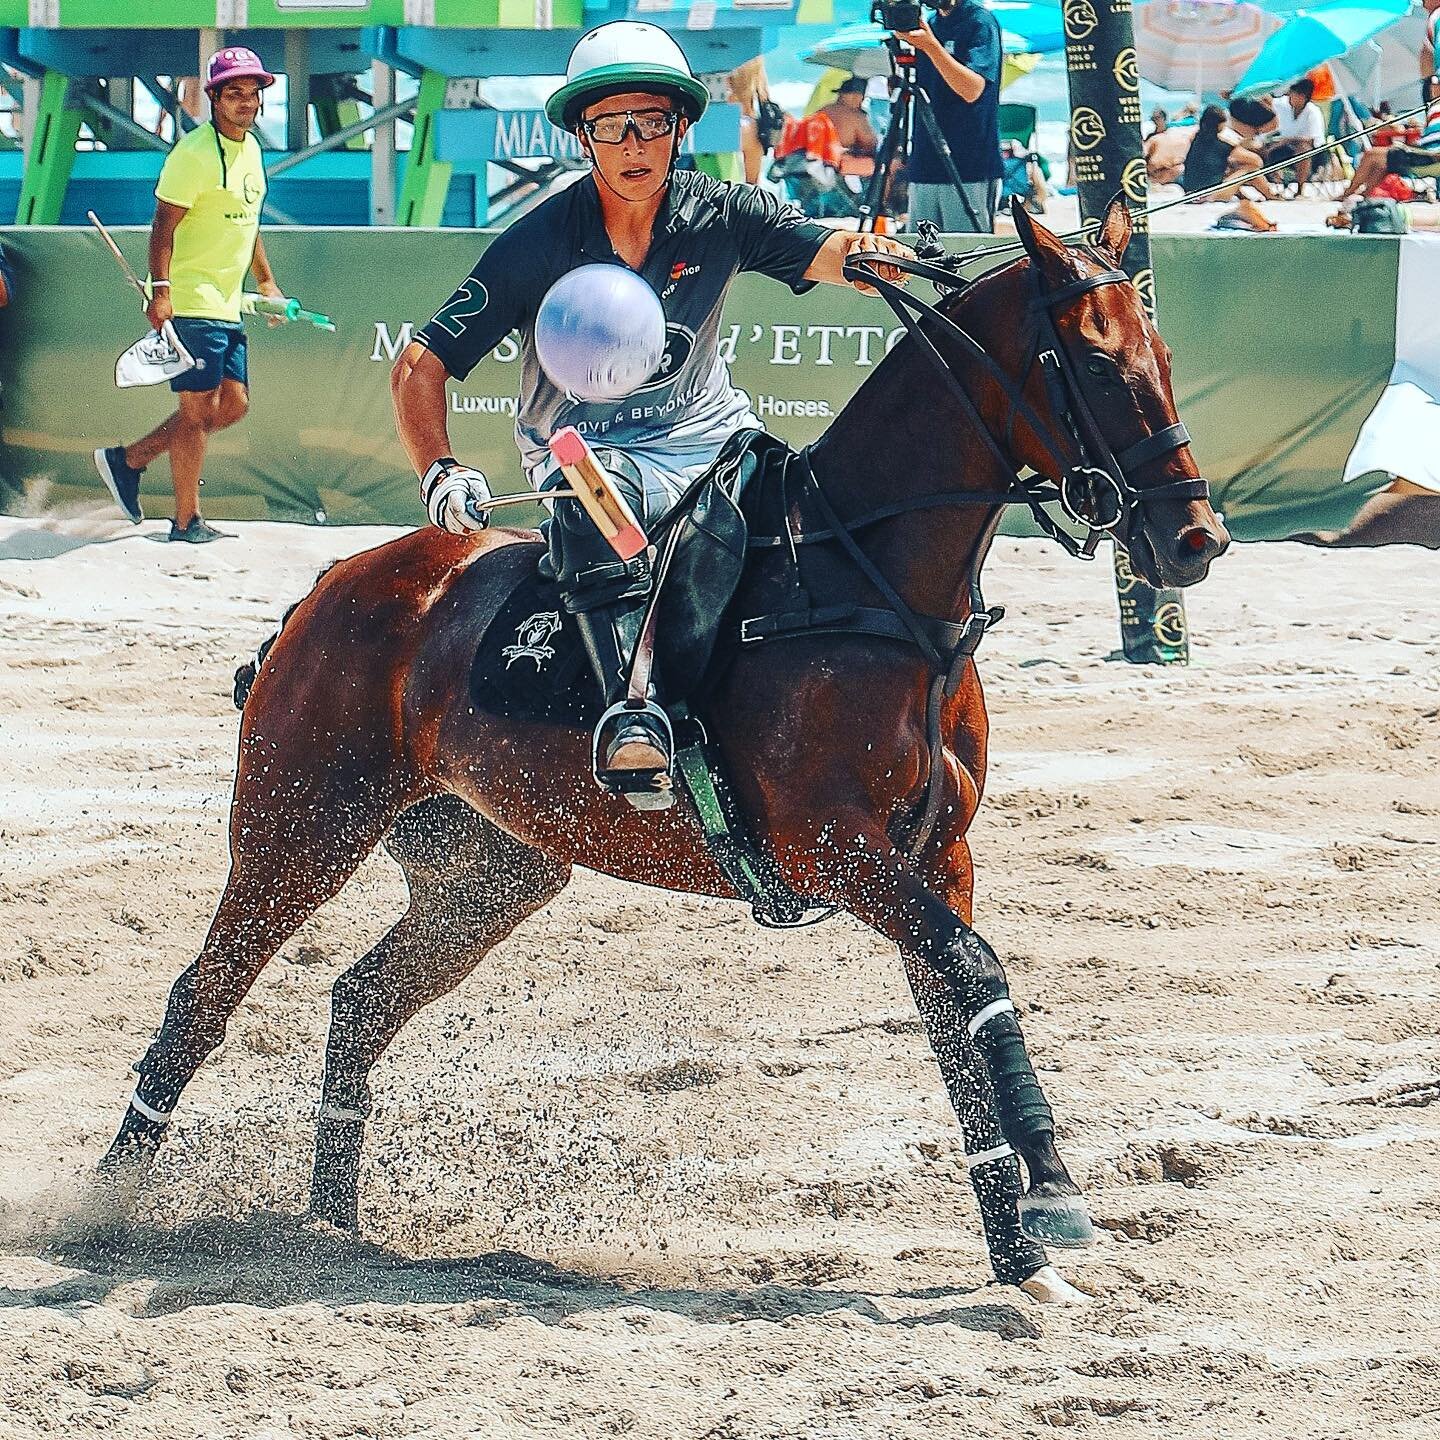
[1097,199,1133,264]
[1011,197,1070,279]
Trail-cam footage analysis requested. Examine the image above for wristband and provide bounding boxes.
[420,457,461,503]
[149,279,171,288]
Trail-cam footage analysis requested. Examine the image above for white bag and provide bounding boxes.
[114,320,200,389]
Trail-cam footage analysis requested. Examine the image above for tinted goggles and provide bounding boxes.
[580,109,679,145]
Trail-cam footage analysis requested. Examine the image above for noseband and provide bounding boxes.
[843,236,1211,559]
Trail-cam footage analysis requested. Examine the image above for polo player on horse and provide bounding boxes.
[391,21,911,810]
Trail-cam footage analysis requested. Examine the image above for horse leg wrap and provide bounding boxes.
[968,1144,1048,1286]
[100,1085,171,1167]
[970,1008,1054,1147]
[923,930,1055,1150]
[129,1050,187,1121]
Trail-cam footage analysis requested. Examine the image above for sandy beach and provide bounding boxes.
[1,511,1437,1438]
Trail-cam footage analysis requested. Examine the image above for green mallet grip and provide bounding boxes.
[242,293,336,332]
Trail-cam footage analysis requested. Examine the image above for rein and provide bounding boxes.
[837,238,1209,555]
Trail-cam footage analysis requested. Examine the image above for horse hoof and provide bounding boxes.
[87,1145,154,1225]
[1018,1192,1096,1248]
[1019,1264,1090,1306]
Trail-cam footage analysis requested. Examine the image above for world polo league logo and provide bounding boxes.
[1153,601,1189,648]
[1114,548,1139,595]
[1132,267,1157,314]
[635,323,696,393]
[1121,156,1148,203]
[1064,0,1099,41]
[1071,107,1106,152]
[1113,48,1139,93]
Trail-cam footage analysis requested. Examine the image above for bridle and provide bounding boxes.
[838,227,1211,561]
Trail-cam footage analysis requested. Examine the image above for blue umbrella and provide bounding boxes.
[801,7,1065,78]
[1234,0,1412,96]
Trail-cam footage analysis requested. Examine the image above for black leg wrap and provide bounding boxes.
[131,1053,186,1119]
[920,929,1008,1014]
[109,1104,167,1155]
[310,1115,365,1229]
[971,1010,1054,1147]
[918,930,1055,1152]
[970,1152,1048,1286]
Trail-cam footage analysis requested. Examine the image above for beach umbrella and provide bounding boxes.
[800,6,1065,78]
[1134,0,1283,94]
[1233,0,1415,98]
[1329,10,1429,107]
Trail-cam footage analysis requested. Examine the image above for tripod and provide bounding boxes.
[857,39,984,234]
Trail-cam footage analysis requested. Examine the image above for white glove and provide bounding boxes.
[421,457,492,534]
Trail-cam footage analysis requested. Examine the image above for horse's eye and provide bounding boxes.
[1085,358,1110,378]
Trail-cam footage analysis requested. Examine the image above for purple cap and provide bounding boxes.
[205,46,276,93]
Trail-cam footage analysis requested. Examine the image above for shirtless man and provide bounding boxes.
[817,77,879,169]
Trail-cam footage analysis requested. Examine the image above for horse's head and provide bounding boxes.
[990,201,1229,588]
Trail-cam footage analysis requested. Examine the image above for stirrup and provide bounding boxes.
[593,699,675,811]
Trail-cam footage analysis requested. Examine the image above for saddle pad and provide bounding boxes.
[469,543,595,726]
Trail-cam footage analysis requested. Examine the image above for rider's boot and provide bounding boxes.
[571,601,675,811]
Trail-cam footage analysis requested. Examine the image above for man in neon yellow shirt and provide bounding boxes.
[95,47,285,542]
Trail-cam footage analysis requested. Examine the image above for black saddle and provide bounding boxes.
[469,429,789,725]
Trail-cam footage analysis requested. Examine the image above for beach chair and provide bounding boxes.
[768,111,861,220]
[999,103,1039,151]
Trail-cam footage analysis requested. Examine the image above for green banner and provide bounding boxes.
[0,225,1397,538]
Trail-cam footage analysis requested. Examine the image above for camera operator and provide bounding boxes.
[888,0,1003,232]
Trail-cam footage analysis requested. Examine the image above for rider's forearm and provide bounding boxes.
[806,231,868,286]
[391,342,455,478]
[922,42,985,105]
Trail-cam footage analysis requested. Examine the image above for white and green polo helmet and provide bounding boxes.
[546,22,709,131]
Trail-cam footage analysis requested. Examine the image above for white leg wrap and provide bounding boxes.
[966,997,1016,1037]
[318,1102,367,1124]
[966,1142,1016,1168]
[129,1090,172,1125]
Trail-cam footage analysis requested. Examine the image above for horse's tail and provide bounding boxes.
[233,561,342,711]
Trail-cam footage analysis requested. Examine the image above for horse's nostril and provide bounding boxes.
[1183,529,1210,553]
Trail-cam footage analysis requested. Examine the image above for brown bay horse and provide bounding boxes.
[101,205,1228,1303]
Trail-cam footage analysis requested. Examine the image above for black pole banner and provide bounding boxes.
[1061,0,1190,665]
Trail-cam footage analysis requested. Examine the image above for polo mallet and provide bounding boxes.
[241,292,337,332]
[88,209,200,385]
[87,209,149,300]
[546,427,649,560]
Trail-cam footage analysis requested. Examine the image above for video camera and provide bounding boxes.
[869,0,940,32]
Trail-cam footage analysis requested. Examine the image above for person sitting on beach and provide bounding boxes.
[1145,116,1194,187]
[1225,94,1277,145]
[1260,79,1326,190]
[816,77,879,175]
[1335,78,1440,207]
[1182,105,1274,201]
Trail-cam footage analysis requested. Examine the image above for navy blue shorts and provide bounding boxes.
[170,317,248,393]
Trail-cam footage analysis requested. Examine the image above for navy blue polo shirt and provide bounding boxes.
[908,1,1003,184]
[418,170,830,479]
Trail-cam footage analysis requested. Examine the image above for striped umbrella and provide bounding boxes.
[1135,0,1283,95]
